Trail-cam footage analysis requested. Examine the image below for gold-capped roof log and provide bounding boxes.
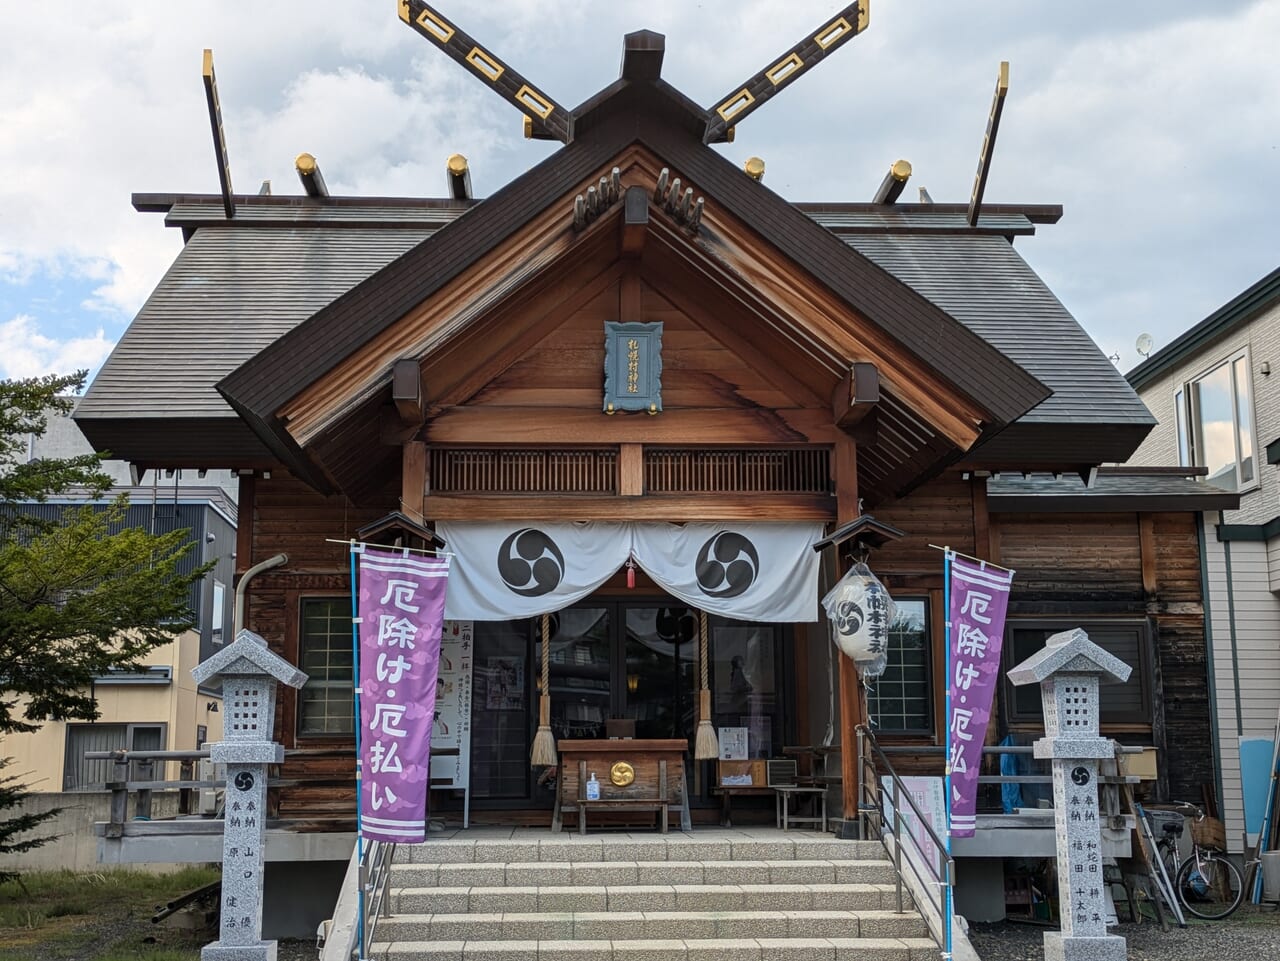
[295,153,329,198]
[446,153,472,200]
[873,159,912,205]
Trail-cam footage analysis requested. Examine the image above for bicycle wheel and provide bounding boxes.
[1175,850,1244,920]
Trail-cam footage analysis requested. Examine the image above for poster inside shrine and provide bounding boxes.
[946,554,1014,838]
[357,548,450,843]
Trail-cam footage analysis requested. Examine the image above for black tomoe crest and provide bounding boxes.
[695,531,759,598]
[834,599,864,637]
[497,528,565,596]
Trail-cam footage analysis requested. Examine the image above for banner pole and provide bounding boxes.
[349,543,367,961]
[326,536,454,558]
[927,542,1014,573]
[942,547,954,961]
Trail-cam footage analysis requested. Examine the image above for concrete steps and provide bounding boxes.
[370,830,936,961]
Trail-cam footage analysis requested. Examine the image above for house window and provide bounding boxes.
[298,598,354,736]
[212,581,226,644]
[866,598,932,734]
[64,722,167,791]
[1002,620,1152,726]
[1176,351,1256,491]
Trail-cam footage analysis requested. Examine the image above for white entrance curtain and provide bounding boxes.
[436,521,822,622]
[437,521,630,621]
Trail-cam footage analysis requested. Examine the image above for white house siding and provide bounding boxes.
[1268,536,1280,594]
[1202,529,1280,853]
[1128,297,1280,526]
[1129,298,1280,852]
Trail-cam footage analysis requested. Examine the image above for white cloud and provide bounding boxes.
[0,315,114,381]
[0,1,1276,381]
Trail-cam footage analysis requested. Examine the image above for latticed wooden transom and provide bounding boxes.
[428,447,831,495]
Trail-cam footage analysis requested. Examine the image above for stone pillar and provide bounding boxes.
[192,629,308,961]
[1008,628,1132,961]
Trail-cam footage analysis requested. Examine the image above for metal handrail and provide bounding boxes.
[359,839,397,958]
[856,725,955,949]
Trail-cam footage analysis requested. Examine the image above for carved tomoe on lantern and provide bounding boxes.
[1008,627,1132,961]
[192,628,307,961]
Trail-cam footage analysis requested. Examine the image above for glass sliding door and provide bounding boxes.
[710,616,781,759]
[465,599,788,809]
[623,605,697,743]
[548,607,612,741]
[471,619,533,799]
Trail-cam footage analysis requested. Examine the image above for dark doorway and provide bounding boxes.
[546,602,697,744]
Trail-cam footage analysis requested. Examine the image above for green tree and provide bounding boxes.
[0,372,207,882]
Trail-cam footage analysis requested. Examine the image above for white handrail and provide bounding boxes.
[319,844,361,961]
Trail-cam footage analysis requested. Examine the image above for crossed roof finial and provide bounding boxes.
[397,1,871,147]
[399,0,573,142]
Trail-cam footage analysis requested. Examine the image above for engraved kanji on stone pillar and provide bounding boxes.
[192,629,308,961]
[1008,627,1131,961]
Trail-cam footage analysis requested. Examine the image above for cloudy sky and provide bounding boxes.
[1,1,1276,387]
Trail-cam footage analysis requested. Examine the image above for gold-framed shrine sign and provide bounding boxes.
[604,321,663,414]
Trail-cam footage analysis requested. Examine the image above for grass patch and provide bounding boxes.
[0,866,220,923]
[0,867,220,961]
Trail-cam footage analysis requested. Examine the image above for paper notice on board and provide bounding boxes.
[719,727,748,761]
[430,620,473,790]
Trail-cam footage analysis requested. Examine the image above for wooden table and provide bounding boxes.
[711,759,772,827]
[552,739,691,833]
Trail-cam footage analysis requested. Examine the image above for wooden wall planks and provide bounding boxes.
[244,470,1213,820]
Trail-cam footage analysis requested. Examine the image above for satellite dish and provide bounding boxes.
[1136,333,1154,358]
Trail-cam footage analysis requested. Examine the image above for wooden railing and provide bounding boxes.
[83,747,355,837]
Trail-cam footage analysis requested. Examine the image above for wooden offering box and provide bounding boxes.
[553,739,689,833]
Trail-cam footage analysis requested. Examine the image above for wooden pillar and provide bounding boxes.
[234,473,256,578]
[833,433,863,820]
[1138,512,1157,596]
[402,441,428,523]
[619,443,644,496]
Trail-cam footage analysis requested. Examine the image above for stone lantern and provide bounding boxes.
[1008,627,1132,961]
[192,628,307,961]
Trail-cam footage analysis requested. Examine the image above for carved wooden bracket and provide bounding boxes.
[392,358,427,426]
[832,362,880,431]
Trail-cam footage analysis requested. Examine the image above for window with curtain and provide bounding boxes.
[298,597,355,735]
[865,597,932,734]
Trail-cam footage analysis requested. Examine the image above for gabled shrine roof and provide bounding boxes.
[77,193,1151,468]
[77,47,1152,481]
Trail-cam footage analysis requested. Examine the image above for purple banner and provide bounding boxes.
[358,548,450,843]
[947,554,1014,838]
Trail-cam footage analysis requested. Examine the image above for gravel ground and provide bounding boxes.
[969,905,1280,960]
[278,937,317,961]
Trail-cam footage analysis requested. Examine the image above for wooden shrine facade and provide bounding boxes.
[77,28,1236,831]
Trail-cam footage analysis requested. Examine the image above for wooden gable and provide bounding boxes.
[220,76,1049,499]
[279,143,1015,515]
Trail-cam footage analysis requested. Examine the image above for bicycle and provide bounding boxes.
[1144,801,1245,921]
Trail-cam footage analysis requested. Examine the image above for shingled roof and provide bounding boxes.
[77,65,1152,481]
